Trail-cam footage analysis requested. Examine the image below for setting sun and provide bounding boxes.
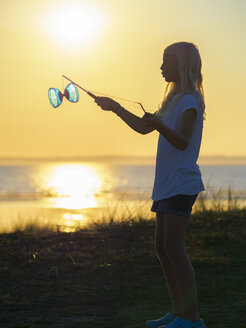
[42,1,106,51]
[0,1,246,325]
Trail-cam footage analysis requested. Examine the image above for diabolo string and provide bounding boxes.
[62,75,146,113]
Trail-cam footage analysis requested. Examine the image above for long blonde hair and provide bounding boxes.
[157,42,205,119]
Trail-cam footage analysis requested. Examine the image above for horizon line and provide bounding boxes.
[0,154,246,161]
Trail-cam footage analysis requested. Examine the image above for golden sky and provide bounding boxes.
[1,0,246,158]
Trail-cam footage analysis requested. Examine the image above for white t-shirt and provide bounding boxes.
[152,94,205,201]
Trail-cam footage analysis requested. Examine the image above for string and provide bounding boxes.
[62,75,65,93]
[87,90,147,113]
[89,90,147,113]
[62,75,146,113]
[87,89,139,104]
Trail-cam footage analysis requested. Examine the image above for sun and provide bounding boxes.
[43,1,106,51]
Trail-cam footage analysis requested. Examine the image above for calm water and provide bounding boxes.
[0,158,246,232]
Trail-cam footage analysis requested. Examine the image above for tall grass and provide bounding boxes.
[2,187,246,234]
[194,185,246,212]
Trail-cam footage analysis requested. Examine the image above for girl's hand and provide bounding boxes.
[142,112,161,129]
[95,97,121,112]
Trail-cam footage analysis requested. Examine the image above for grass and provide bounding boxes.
[0,207,246,328]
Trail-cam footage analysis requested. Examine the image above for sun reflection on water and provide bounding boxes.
[0,161,154,233]
[45,164,102,210]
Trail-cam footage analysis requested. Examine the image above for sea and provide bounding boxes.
[0,157,246,233]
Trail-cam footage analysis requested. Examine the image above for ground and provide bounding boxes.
[0,210,246,327]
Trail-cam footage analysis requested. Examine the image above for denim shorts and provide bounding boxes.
[151,194,198,219]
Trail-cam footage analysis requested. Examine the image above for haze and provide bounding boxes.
[1,0,246,159]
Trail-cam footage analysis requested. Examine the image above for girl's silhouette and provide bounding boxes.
[95,41,206,328]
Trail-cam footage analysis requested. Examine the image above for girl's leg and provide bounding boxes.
[163,213,200,323]
[155,213,183,317]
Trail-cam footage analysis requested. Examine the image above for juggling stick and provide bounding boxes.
[62,75,146,113]
[62,75,97,100]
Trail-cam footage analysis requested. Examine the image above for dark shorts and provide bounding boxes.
[151,194,198,219]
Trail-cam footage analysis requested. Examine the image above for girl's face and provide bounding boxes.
[160,52,180,83]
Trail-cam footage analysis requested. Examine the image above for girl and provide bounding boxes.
[95,41,206,328]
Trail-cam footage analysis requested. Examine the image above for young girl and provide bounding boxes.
[95,41,206,328]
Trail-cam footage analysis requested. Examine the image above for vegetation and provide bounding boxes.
[0,206,246,328]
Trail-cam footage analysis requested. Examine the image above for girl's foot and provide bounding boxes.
[160,317,206,328]
[145,312,177,328]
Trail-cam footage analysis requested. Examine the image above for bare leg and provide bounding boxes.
[155,213,183,317]
[164,213,200,323]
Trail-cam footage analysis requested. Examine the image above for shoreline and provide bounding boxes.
[1,155,246,165]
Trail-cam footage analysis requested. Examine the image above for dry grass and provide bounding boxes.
[0,206,246,327]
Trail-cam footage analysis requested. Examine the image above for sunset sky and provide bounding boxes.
[1,0,246,158]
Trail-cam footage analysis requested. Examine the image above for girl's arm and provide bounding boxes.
[115,107,155,135]
[95,97,155,135]
[143,109,197,150]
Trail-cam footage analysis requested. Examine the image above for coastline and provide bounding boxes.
[1,155,246,165]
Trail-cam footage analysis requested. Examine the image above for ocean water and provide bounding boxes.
[0,158,245,232]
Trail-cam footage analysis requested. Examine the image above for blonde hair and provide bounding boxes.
[157,42,205,119]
